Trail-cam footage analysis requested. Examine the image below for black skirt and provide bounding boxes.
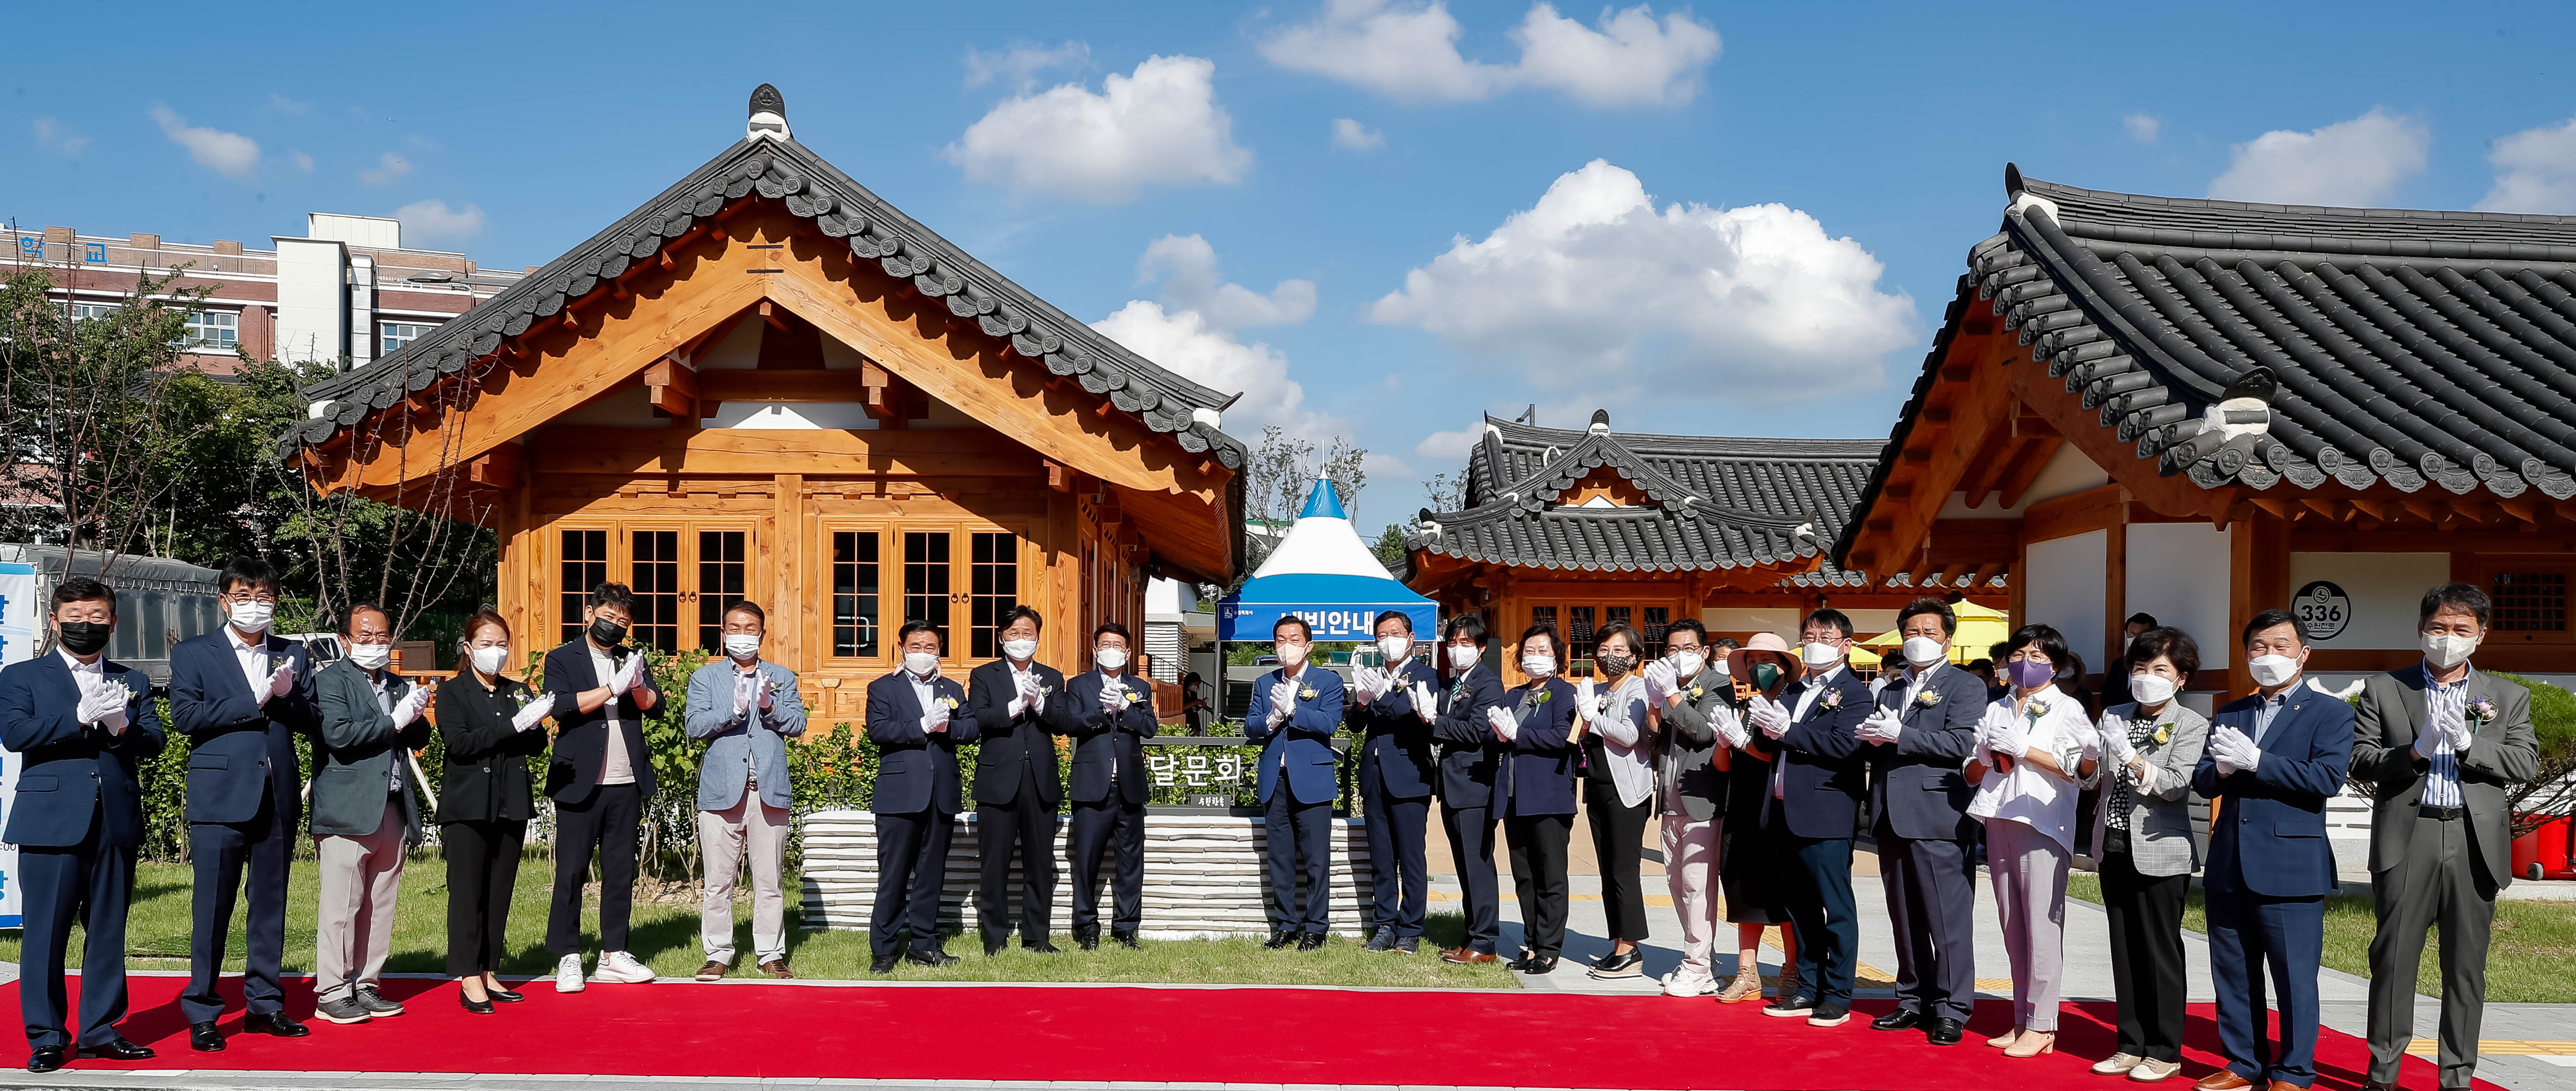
[1717,755,1792,924]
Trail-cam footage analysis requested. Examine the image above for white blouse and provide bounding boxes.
[1579,674,1656,809]
[1964,689,2097,852]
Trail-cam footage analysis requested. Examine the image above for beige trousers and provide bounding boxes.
[699,796,790,965]
[315,797,407,1002]
[1661,812,1722,979]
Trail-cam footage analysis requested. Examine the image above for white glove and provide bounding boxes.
[2209,726,2255,774]
[1486,705,1519,741]
[1855,708,1902,745]
[604,653,635,696]
[2100,721,2139,767]
[1101,682,1132,713]
[1749,694,1790,739]
[2440,704,2475,753]
[1351,666,1379,706]
[1989,722,2030,761]
[734,678,755,716]
[79,680,131,733]
[260,660,294,706]
[511,696,553,733]
[2129,759,2159,794]
[1267,681,1295,727]
[1710,705,1749,749]
[392,683,433,729]
[1411,681,1437,720]
[758,675,777,711]
[923,699,951,734]
[1575,678,1600,719]
[1641,661,1676,703]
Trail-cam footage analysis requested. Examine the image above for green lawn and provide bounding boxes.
[0,858,1516,990]
[2064,872,2576,1003]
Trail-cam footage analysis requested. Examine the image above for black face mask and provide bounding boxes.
[588,618,628,647]
[1597,652,1634,678]
[56,621,111,655]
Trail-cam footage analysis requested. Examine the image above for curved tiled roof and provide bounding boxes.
[276,103,1245,468]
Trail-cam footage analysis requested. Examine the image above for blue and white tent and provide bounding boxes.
[1217,477,1436,642]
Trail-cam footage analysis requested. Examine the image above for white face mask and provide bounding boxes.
[1520,653,1557,679]
[904,651,940,677]
[347,641,392,671]
[1377,636,1412,664]
[2247,653,2300,688]
[1275,642,1309,667]
[724,634,762,661]
[1447,644,1480,671]
[228,600,274,635]
[1900,636,1946,667]
[2421,631,2478,671]
[1669,651,1706,679]
[1712,655,1732,678]
[470,645,510,676]
[1095,646,1128,671]
[1801,640,1842,668]
[1001,637,1039,662]
[2128,672,2177,707]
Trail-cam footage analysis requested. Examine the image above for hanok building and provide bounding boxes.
[1403,410,2001,682]
[1838,165,2576,699]
[274,87,1245,715]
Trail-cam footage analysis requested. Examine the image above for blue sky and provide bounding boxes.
[11,1,2576,527]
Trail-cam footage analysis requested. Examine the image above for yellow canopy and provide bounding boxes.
[1857,600,2012,665]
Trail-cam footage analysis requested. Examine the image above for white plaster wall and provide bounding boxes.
[706,401,879,430]
[1939,444,2110,519]
[1703,608,1803,642]
[2026,529,2107,665]
[2286,552,2450,649]
[2127,523,2235,668]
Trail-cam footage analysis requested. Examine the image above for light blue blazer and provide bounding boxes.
[684,658,808,811]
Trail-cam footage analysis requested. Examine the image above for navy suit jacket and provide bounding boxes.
[1496,677,1579,818]
[964,658,1067,807]
[1245,664,1346,806]
[1429,665,1507,807]
[168,630,319,825]
[1065,669,1158,806]
[866,670,977,815]
[1868,663,1987,842]
[541,638,664,804]
[1756,666,1873,840]
[2194,686,2354,899]
[0,652,165,847]
[1351,657,1440,801]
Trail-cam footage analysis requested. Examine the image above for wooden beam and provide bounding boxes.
[2024,483,2124,544]
[643,355,699,419]
[1996,437,2064,509]
[1045,461,1075,492]
[466,445,522,489]
[759,299,789,332]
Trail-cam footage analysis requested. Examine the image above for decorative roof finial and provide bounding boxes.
[1588,409,1611,433]
[748,84,790,142]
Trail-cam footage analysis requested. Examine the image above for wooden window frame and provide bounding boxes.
[546,518,759,654]
[820,517,1028,670]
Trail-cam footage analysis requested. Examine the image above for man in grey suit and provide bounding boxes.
[309,604,433,1026]
[1644,620,1731,997]
[684,600,808,982]
[2351,583,2539,1091]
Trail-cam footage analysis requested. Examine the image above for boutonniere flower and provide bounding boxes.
[942,695,961,711]
[2469,698,2497,725]
[1528,688,1554,707]
[2152,724,2171,745]
[1912,690,1943,709]
[1299,686,1318,701]
[1688,684,1704,699]
[1819,690,1844,711]
[2025,699,2051,722]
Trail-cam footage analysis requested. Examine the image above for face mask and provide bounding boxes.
[2008,658,2054,689]
[347,642,393,671]
[2248,653,2300,688]
[1669,651,1705,679]
[1901,636,1946,667]
[2122,634,2136,653]
[1276,643,1309,667]
[1001,637,1039,661]
[2422,631,2478,671]
[2129,672,2177,707]
[470,645,510,676]
[55,621,110,655]
[1095,647,1128,671]
[227,600,274,635]
[1377,636,1412,663]
[904,651,940,677]
[1447,644,1480,671]
[1712,655,1732,678]
[724,634,762,661]
[1801,640,1841,668]
[1749,662,1780,691]
[588,617,627,647]
[1597,651,1635,677]
[1519,654,1557,678]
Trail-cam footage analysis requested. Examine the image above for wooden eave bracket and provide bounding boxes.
[644,353,699,420]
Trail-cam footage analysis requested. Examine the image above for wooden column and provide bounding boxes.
[502,481,535,667]
[772,474,804,673]
[1045,485,1080,671]
[2225,510,2291,697]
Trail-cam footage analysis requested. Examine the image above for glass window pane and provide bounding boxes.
[904,531,951,645]
[559,529,608,645]
[697,529,747,653]
[631,530,680,651]
[2490,572,2566,633]
[969,532,1018,660]
[833,531,880,657]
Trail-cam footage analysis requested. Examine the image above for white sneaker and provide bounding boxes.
[1662,969,1718,998]
[594,950,657,984]
[554,953,587,994]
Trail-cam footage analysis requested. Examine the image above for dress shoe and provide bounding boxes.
[869,954,900,974]
[244,1012,311,1038]
[1112,931,1140,950]
[1264,930,1296,950]
[1393,937,1418,955]
[1075,925,1101,951]
[1586,949,1645,979]
[2191,1071,2255,1091]
[26,1046,65,1073]
[1026,940,1063,954]
[1297,932,1328,951]
[694,959,729,983]
[760,959,796,979]
[487,984,526,1003]
[1807,1002,1853,1028]
[1509,954,1559,974]
[903,947,959,968]
[458,994,496,1015]
[75,1038,152,1061]
[1442,948,1498,964]
[2128,1058,2182,1083]
[2094,1054,2148,1075]
[1363,926,1396,952]
[187,1022,225,1052]
[1925,1017,1965,1046]
[2003,1030,2055,1058]
[983,931,1010,957]
[1870,1008,1924,1032]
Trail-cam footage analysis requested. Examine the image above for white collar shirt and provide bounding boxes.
[227,626,270,699]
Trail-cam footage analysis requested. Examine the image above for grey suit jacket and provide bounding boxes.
[684,658,808,811]
[2350,666,2539,888]
[1653,670,1728,820]
[2085,701,2209,877]
[311,658,430,840]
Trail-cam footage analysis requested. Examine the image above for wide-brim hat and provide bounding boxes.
[1725,632,1804,691]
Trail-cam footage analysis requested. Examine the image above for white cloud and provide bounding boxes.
[1414,428,1480,461]
[31,118,89,157]
[148,104,259,181]
[2124,113,2160,142]
[1331,118,1386,151]
[1369,159,1914,402]
[291,150,315,174]
[2207,108,2429,207]
[964,40,1090,91]
[1093,302,1340,438]
[2477,116,2576,214]
[358,151,412,185]
[394,199,486,242]
[1260,0,1718,107]
[945,55,1251,203]
[1135,234,1315,329]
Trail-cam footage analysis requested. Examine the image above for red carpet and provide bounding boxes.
[13,975,2488,1090]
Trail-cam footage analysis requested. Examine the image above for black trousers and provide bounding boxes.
[872,808,953,958]
[1583,780,1652,943]
[1263,788,1333,933]
[2101,838,2189,1062]
[1071,798,1146,933]
[1505,812,1572,958]
[976,764,1059,944]
[1443,802,1500,955]
[1784,833,1859,1006]
[182,789,290,1023]
[19,821,135,1049]
[444,819,527,978]
[547,783,640,956]
[1361,781,1430,939]
[1880,829,1979,1022]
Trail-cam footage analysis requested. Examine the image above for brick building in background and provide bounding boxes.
[3,213,523,372]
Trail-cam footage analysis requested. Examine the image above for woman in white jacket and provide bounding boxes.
[1965,623,2098,1060]
[1575,622,1657,979]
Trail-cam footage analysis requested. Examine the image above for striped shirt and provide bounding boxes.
[2419,665,2468,809]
